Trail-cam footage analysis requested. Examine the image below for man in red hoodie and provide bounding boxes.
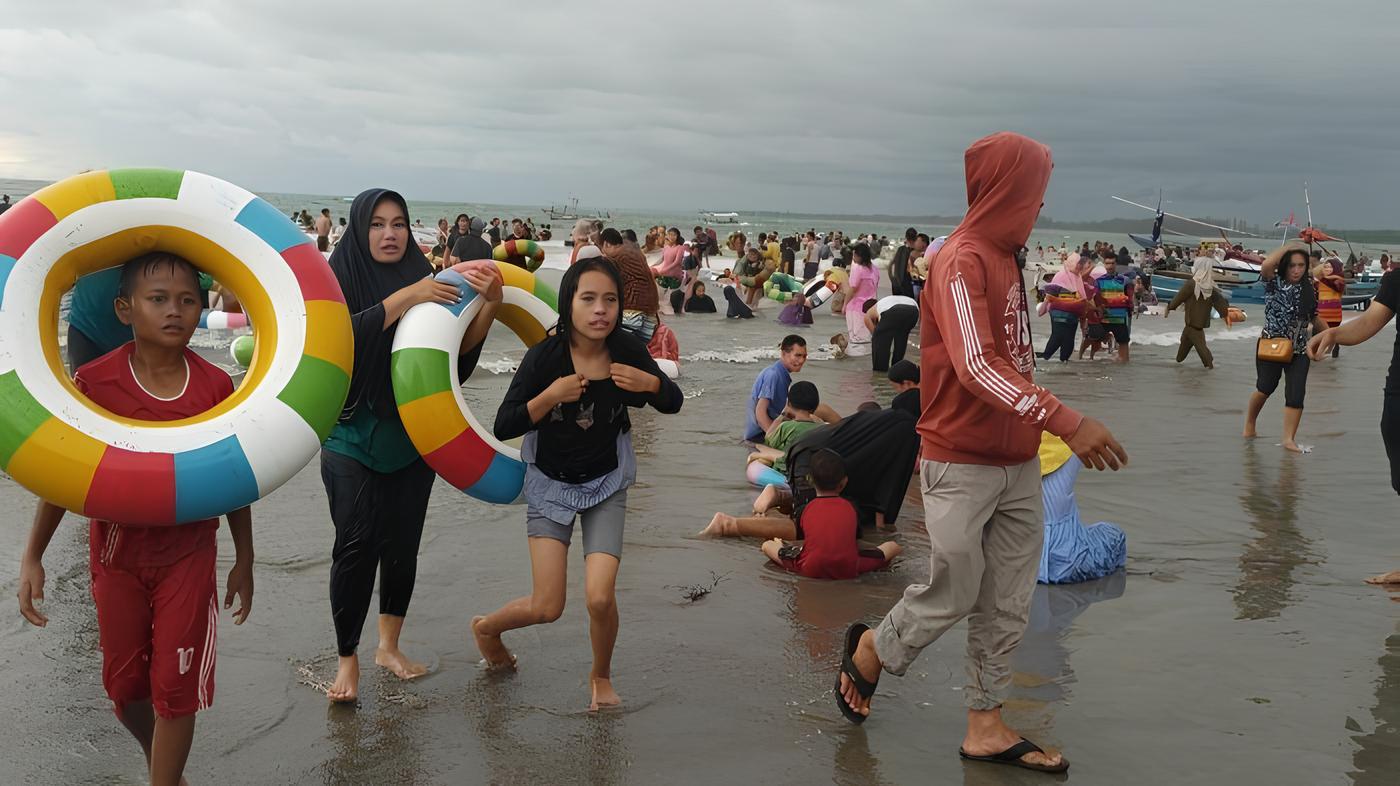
[833,132,1127,774]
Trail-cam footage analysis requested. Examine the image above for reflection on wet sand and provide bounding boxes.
[1233,445,1319,621]
[467,675,627,786]
[1350,624,1400,785]
[782,559,913,786]
[1003,575,1127,741]
[320,683,426,784]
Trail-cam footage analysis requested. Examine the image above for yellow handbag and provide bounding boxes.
[1257,318,1300,363]
[1256,336,1293,363]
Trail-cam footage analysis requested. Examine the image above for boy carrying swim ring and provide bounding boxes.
[17,253,255,786]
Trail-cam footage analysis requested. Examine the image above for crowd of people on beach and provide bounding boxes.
[13,128,1400,782]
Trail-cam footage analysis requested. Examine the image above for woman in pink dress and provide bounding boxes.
[652,227,686,314]
[843,243,880,356]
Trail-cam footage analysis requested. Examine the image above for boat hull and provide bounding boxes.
[1150,275,1376,307]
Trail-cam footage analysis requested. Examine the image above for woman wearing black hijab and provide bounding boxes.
[322,189,503,703]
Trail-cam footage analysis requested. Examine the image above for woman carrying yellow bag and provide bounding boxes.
[1244,243,1327,453]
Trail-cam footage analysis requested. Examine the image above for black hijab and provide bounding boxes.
[723,285,754,318]
[328,188,433,422]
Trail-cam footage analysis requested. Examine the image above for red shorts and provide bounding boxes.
[781,548,891,580]
[91,540,218,719]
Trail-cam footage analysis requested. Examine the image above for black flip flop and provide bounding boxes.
[833,623,878,725]
[959,738,1069,774]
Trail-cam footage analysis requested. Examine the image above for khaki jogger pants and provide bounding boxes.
[1176,326,1213,367]
[874,457,1043,710]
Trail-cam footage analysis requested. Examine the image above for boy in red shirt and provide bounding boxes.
[16,252,254,786]
[761,449,900,579]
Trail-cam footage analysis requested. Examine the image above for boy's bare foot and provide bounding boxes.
[1366,571,1400,585]
[472,616,517,670]
[752,485,781,516]
[328,655,359,703]
[1281,441,1311,454]
[699,512,736,537]
[375,646,428,680]
[589,677,622,712]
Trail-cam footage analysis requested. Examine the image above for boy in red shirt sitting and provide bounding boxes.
[16,252,254,786]
[761,449,901,579]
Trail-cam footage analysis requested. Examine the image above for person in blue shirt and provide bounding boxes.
[743,335,840,441]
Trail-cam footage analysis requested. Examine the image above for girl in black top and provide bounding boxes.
[472,257,683,711]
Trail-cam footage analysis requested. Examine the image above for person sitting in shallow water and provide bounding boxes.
[747,381,825,478]
[778,292,813,326]
[762,450,901,579]
[704,405,920,539]
[669,278,718,314]
[1036,433,1127,583]
[723,285,755,319]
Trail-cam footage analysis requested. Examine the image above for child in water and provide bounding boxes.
[17,252,255,786]
[761,450,901,579]
[747,381,825,477]
[473,257,684,711]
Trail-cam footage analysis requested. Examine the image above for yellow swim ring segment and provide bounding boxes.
[492,238,546,272]
[0,169,352,524]
[391,260,558,504]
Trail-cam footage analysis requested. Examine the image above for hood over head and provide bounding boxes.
[958,132,1052,252]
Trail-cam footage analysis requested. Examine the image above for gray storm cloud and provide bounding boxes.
[0,0,1396,225]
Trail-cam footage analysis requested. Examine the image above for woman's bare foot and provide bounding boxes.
[589,677,622,712]
[375,646,428,680]
[472,616,517,670]
[1243,423,1257,438]
[328,655,359,703]
[699,512,736,537]
[752,485,781,516]
[1365,571,1400,585]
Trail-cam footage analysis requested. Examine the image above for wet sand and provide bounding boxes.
[3,274,1400,784]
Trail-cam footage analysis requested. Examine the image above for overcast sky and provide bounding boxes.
[1,1,1396,225]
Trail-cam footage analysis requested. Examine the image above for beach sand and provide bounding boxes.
[2,262,1399,784]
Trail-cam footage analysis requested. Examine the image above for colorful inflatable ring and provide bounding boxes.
[764,272,803,303]
[801,275,840,310]
[746,461,788,490]
[230,334,256,368]
[392,260,558,504]
[199,308,250,330]
[655,358,680,379]
[492,238,546,272]
[0,169,352,523]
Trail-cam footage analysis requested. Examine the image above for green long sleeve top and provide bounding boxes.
[1168,280,1230,330]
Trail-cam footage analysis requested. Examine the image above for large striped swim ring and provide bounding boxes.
[0,169,352,523]
[391,260,557,504]
[492,238,546,272]
[764,272,803,303]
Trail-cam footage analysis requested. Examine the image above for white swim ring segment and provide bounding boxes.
[0,169,353,523]
[391,260,558,504]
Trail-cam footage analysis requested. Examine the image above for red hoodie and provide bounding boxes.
[917,132,1083,466]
